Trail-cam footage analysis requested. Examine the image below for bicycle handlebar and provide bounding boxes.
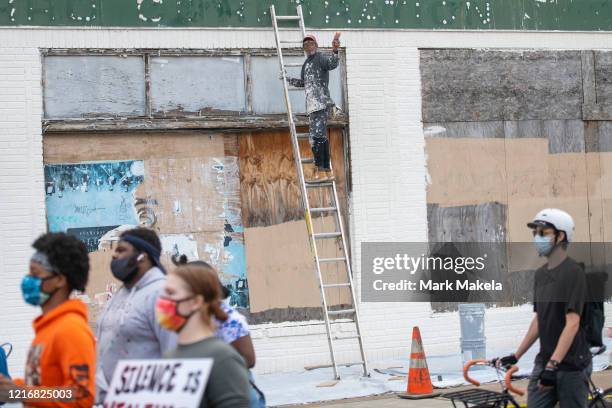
[463,359,525,396]
[504,365,525,396]
[463,359,489,386]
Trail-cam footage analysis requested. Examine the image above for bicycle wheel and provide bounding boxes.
[590,387,612,408]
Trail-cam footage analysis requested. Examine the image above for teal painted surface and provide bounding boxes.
[1,0,612,30]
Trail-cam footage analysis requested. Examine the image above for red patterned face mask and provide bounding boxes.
[155,296,195,332]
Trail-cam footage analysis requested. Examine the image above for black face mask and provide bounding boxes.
[110,253,142,283]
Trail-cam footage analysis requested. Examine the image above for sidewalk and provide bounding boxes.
[297,370,612,407]
[261,338,611,406]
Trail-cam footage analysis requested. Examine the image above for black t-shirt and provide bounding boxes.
[533,257,591,371]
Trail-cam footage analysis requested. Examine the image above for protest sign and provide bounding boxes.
[104,359,212,408]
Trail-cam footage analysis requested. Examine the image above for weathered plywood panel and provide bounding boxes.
[427,202,507,243]
[44,133,242,317]
[44,133,222,163]
[543,120,585,154]
[150,56,246,114]
[45,133,227,234]
[239,129,347,228]
[420,50,582,122]
[582,51,597,106]
[44,56,145,119]
[596,122,612,153]
[251,56,344,114]
[45,131,349,318]
[427,202,508,310]
[504,120,547,139]
[425,138,507,207]
[504,138,549,243]
[548,153,588,199]
[595,52,612,105]
[245,217,350,313]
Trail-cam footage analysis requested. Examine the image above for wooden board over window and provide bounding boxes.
[44,129,351,324]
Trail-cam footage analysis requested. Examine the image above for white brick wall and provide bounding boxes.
[1,28,612,376]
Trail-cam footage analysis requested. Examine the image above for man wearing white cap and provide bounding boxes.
[285,32,341,181]
[494,209,591,407]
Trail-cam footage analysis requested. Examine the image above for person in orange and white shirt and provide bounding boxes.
[0,232,95,407]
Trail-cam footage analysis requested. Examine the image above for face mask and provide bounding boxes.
[533,234,555,257]
[21,275,56,306]
[155,296,195,332]
[110,253,142,282]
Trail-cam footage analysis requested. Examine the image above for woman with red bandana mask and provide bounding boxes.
[156,263,250,408]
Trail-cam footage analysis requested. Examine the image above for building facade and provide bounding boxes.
[2,1,612,376]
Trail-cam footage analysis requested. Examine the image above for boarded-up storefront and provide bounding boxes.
[42,49,351,326]
[420,49,612,310]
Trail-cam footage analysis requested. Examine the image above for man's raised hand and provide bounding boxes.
[332,32,341,50]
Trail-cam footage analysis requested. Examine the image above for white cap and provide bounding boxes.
[527,208,575,242]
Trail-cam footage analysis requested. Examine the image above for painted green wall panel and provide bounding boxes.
[1,0,612,31]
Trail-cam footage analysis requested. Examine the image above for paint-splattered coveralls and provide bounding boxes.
[288,51,339,170]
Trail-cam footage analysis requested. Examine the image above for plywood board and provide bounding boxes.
[595,51,612,105]
[425,138,507,207]
[245,217,351,313]
[420,50,582,122]
[44,132,245,315]
[45,131,350,317]
[239,128,348,228]
[44,133,225,163]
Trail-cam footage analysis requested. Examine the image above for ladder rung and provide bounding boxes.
[288,86,304,91]
[305,181,333,188]
[327,308,355,316]
[314,232,341,239]
[301,157,314,164]
[276,15,301,21]
[319,257,345,263]
[330,319,355,324]
[333,335,361,341]
[310,206,337,213]
[280,40,303,44]
[284,62,303,67]
[297,133,310,139]
[322,283,350,288]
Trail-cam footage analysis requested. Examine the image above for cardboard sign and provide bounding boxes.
[104,359,213,408]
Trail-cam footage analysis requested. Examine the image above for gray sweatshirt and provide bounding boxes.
[165,337,250,408]
[288,51,339,114]
[95,267,177,402]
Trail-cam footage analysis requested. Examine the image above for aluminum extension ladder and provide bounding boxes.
[270,4,369,380]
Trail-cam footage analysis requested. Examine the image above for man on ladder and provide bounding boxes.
[283,32,342,181]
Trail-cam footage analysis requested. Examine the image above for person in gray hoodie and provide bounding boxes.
[286,32,341,181]
[95,227,176,404]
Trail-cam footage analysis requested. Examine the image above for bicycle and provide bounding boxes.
[442,358,524,408]
[443,347,612,408]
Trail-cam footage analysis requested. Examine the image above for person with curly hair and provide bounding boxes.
[0,232,96,407]
[95,227,176,403]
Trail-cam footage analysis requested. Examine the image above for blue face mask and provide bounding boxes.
[533,234,554,257]
[21,275,56,306]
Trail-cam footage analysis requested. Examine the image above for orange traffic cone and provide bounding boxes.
[398,327,440,400]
